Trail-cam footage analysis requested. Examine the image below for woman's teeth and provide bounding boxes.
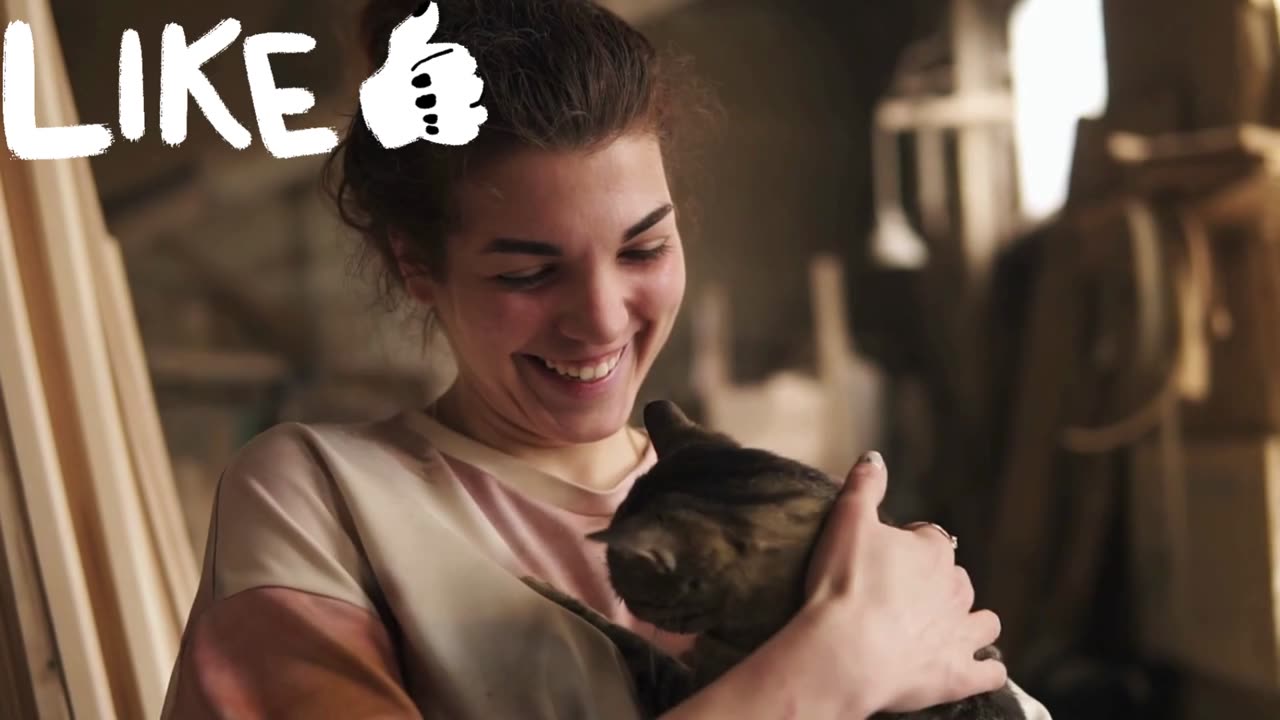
[539,351,622,382]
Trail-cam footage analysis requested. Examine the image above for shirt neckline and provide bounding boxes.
[400,408,655,517]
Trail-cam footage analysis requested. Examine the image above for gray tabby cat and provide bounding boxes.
[526,400,1024,720]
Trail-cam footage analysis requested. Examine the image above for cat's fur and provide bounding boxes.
[525,400,1025,720]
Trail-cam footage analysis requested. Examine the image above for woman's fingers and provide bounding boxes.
[953,649,1009,698]
[952,566,976,613]
[966,609,1003,650]
[947,612,1008,699]
[905,521,958,564]
[803,449,1013,712]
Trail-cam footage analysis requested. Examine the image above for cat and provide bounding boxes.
[524,399,1025,720]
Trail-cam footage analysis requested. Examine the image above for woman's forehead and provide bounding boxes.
[451,134,672,239]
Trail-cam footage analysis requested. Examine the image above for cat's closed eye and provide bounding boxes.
[647,547,676,573]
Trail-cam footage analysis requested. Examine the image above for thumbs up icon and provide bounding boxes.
[359,2,488,148]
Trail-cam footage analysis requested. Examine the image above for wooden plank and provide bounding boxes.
[4,0,176,715]
[95,238,197,636]
[43,0,196,630]
[147,347,291,386]
[980,220,1083,659]
[0,149,118,720]
[876,92,1014,130]
[952,0,1012,281]
[810,255,857,477]
[1131,434,1280,692]
[0,393,72,720]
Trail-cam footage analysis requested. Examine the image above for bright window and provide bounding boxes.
[1009,0,1109,221]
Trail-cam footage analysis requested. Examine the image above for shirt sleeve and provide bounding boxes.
[162,423,421,719]
[164,587,421,719]
[202,422,376,610]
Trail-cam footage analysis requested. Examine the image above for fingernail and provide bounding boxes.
[858,451,884,469]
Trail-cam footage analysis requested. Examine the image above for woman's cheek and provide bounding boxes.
[641,250,687,313]
[469,291,548,338]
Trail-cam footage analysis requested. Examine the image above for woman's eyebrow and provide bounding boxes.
[623,203,674,242]
[482,237,561,256]
[482,203,676,256]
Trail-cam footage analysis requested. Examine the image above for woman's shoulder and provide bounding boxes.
[225,413,423,477]
[217,411,443,498]
[211,421,361,525]
[206,413,435,605]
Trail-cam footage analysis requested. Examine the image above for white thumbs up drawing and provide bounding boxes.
[359,2,488,148]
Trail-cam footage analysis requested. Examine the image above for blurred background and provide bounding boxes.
[26,0,1280,717]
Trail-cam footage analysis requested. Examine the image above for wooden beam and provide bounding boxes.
[875,92,1014,131]
[0,395,71,720]
[3,0,182,715]
[147,347,291,386]
[0,149,118,720]
[980,220,1083,658]
[94,237,198,633]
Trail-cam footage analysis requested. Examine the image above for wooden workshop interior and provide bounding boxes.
[2,0,1279,717]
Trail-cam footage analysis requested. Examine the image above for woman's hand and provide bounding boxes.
[802,451,1007,714]
[659,451,1007,720]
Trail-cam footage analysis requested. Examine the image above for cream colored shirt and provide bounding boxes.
[161,409,1051,719]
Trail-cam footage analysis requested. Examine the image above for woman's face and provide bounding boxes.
[411,132,686,445]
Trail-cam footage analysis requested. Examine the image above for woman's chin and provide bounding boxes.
[544,407,633,445]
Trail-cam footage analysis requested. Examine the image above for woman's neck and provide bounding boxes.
[430,385,648,491]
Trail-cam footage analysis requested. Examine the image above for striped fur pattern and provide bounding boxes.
[548,400,1025,719]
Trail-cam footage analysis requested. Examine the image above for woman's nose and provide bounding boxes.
[558,271,630,344]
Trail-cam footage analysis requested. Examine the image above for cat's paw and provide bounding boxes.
[521,576,612,629]
[521,575,571,603]
[520,576,694,716]
[974,644,1003,663]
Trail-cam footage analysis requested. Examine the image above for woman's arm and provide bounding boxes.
[658,604,880,720]
[163,587,421,719]
[161,425,423,719]
[660,453,1008,720]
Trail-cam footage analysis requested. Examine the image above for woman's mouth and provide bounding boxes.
[526,347,626,384]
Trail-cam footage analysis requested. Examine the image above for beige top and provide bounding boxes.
[160,409,1052,719]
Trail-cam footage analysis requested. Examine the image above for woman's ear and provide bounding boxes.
[390,233,435,305]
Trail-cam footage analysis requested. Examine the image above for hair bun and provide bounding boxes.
[325,0,710,310]
[357,0,427,70]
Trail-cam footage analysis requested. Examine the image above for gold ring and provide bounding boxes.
[904,521,958,550]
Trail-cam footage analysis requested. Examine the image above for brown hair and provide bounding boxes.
[323,0,712,309]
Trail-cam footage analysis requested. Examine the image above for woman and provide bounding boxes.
[161,1,1048,718]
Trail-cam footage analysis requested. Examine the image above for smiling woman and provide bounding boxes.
[404,136,686,483]
[159,1,1038,719]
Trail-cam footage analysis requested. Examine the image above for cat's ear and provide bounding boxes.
[587,522,678,573]
[584,524,629,546]
[643,400,738,459]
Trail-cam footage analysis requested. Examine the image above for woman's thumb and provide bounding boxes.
[806,451,890,599]
[843,451,888,509]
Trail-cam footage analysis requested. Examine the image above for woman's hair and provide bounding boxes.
[324,0,711,308]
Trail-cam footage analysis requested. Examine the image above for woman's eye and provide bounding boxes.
[622,240,671,263]
[493,241,670,289]
[495,266,554,289]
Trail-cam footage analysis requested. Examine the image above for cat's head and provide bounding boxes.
[587,400,840,637]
